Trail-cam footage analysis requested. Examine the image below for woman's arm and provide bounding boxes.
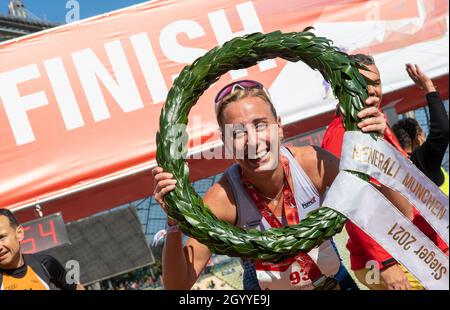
[410,91,449,182]
[153,167,237,290]
[162,229,211,290]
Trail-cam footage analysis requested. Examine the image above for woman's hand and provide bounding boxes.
[152,166,177,213]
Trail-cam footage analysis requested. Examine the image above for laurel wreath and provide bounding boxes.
[156,30,371,262]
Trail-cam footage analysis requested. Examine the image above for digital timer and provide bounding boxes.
[20,213,70,254]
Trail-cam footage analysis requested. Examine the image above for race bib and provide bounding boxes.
[254,240,340,290]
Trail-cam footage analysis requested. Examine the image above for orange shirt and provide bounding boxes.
[1,265,49,290]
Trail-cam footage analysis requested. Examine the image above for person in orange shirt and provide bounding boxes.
[0,209,84,290]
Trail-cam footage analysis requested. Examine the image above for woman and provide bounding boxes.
[152,80,413,290]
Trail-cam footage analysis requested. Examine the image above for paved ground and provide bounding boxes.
[192,275,235,290]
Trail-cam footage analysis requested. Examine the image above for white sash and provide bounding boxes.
[324,171,448,290]
[340,131,449,244]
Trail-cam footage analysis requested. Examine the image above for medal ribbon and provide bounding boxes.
[241,155,323,282]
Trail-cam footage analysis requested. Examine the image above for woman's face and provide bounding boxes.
[220,96,283,173]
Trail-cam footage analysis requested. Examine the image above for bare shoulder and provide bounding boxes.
[203,174,237,225]
[288,145,320,165]
[286,145,339,192]
[288,145,337,166]
[287,146,320,180]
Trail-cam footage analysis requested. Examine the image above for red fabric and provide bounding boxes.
[321,116,346,158]
[322,114,449,270]
[241,156,323,281]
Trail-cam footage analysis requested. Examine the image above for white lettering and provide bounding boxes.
[365,260,381,285]
[44,57,85,130]
[159,20,207,81]
[130,33,168,104]
[65,0,80,23]
[208,1,276,80]
[72,41,143,122]
[0,65,48,145]
[65,260,80,285]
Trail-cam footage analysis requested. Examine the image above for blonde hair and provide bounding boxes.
[216,88,278,128]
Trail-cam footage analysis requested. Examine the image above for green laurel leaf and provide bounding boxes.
[156,30,372,262]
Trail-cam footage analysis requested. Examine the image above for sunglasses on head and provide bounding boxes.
[214,80,265,113]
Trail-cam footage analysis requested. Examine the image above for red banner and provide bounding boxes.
[0,0,447,222]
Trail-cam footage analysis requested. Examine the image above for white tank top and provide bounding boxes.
[225,146,341,290]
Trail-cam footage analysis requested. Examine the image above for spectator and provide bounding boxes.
[392,64,449,195]
[0,209,84,290]
[322,55,448,290]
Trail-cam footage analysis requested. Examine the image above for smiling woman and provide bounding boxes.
[150,29,420,290]
[155,30,368,262]
[217,85,282,173]
[151,29,388,290]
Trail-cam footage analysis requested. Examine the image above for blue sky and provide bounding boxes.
[0,0,149,23]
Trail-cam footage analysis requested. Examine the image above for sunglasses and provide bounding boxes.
[214,80,265,114]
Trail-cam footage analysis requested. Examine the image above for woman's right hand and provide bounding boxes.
[152,166,177,212]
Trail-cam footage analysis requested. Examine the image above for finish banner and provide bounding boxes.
[0,0,448,221]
